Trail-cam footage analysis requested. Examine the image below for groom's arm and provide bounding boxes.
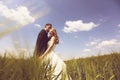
[35,29,47,54]
[48,36,52,41]
[40,37,55,58]
[36,30,46,45]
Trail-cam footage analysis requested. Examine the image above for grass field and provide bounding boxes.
[66,52,120,80]
[0,52,120,80]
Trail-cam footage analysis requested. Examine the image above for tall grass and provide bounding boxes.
[0,52,120,80]
[66,52,120,80]
[0,53,61,80]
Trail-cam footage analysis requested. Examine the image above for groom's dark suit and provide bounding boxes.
[34,29,50,56]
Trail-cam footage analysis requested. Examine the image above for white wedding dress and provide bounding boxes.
[42,37,71,80]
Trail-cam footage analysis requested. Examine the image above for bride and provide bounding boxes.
[40,28,71,80]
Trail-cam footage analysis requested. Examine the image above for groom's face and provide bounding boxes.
[45,26,52,32]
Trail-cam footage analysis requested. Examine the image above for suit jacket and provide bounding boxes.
[34,29,50,56]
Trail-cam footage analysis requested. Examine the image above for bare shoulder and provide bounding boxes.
[51,36,55,41]
[49,36,55,46]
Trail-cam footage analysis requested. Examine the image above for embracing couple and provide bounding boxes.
[34,23,71,80]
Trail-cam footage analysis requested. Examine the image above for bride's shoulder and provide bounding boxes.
[51,36,55,40]
[50,37,55,43]
[49,37,55,46]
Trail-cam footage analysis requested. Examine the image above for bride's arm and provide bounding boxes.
[40,37,55,59]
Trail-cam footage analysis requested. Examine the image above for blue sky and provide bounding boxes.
[0,0,120,59]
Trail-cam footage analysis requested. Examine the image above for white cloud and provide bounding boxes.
[86,41,97,46]
[116,35,120,38]
[63,20,98,33]
[0,49,5,54]
[2,0,14,4]
[118,24,120,27]
[0,46,16,57]
[0,2,50,38]
[0,46,30,58]
[86,39,101,46]
[74,35,79,38]
[60,40,64,44]
[34,24,41,28]
[96,39,118,49]
[82,49,91,52]
[90,41,97,45]
[0,2,35,26]
[81,38,120,58]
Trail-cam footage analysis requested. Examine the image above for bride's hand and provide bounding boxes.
[39,54,45,60]
[39,55,43,60]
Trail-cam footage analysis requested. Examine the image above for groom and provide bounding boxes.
[34,23,52,57]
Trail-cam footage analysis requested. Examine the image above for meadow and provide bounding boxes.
[66,52,120,80]
[0,52,120,80]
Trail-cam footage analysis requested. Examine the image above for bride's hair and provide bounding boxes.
[50,28,59,44]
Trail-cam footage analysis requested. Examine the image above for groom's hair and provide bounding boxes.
[45,23,52,28]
